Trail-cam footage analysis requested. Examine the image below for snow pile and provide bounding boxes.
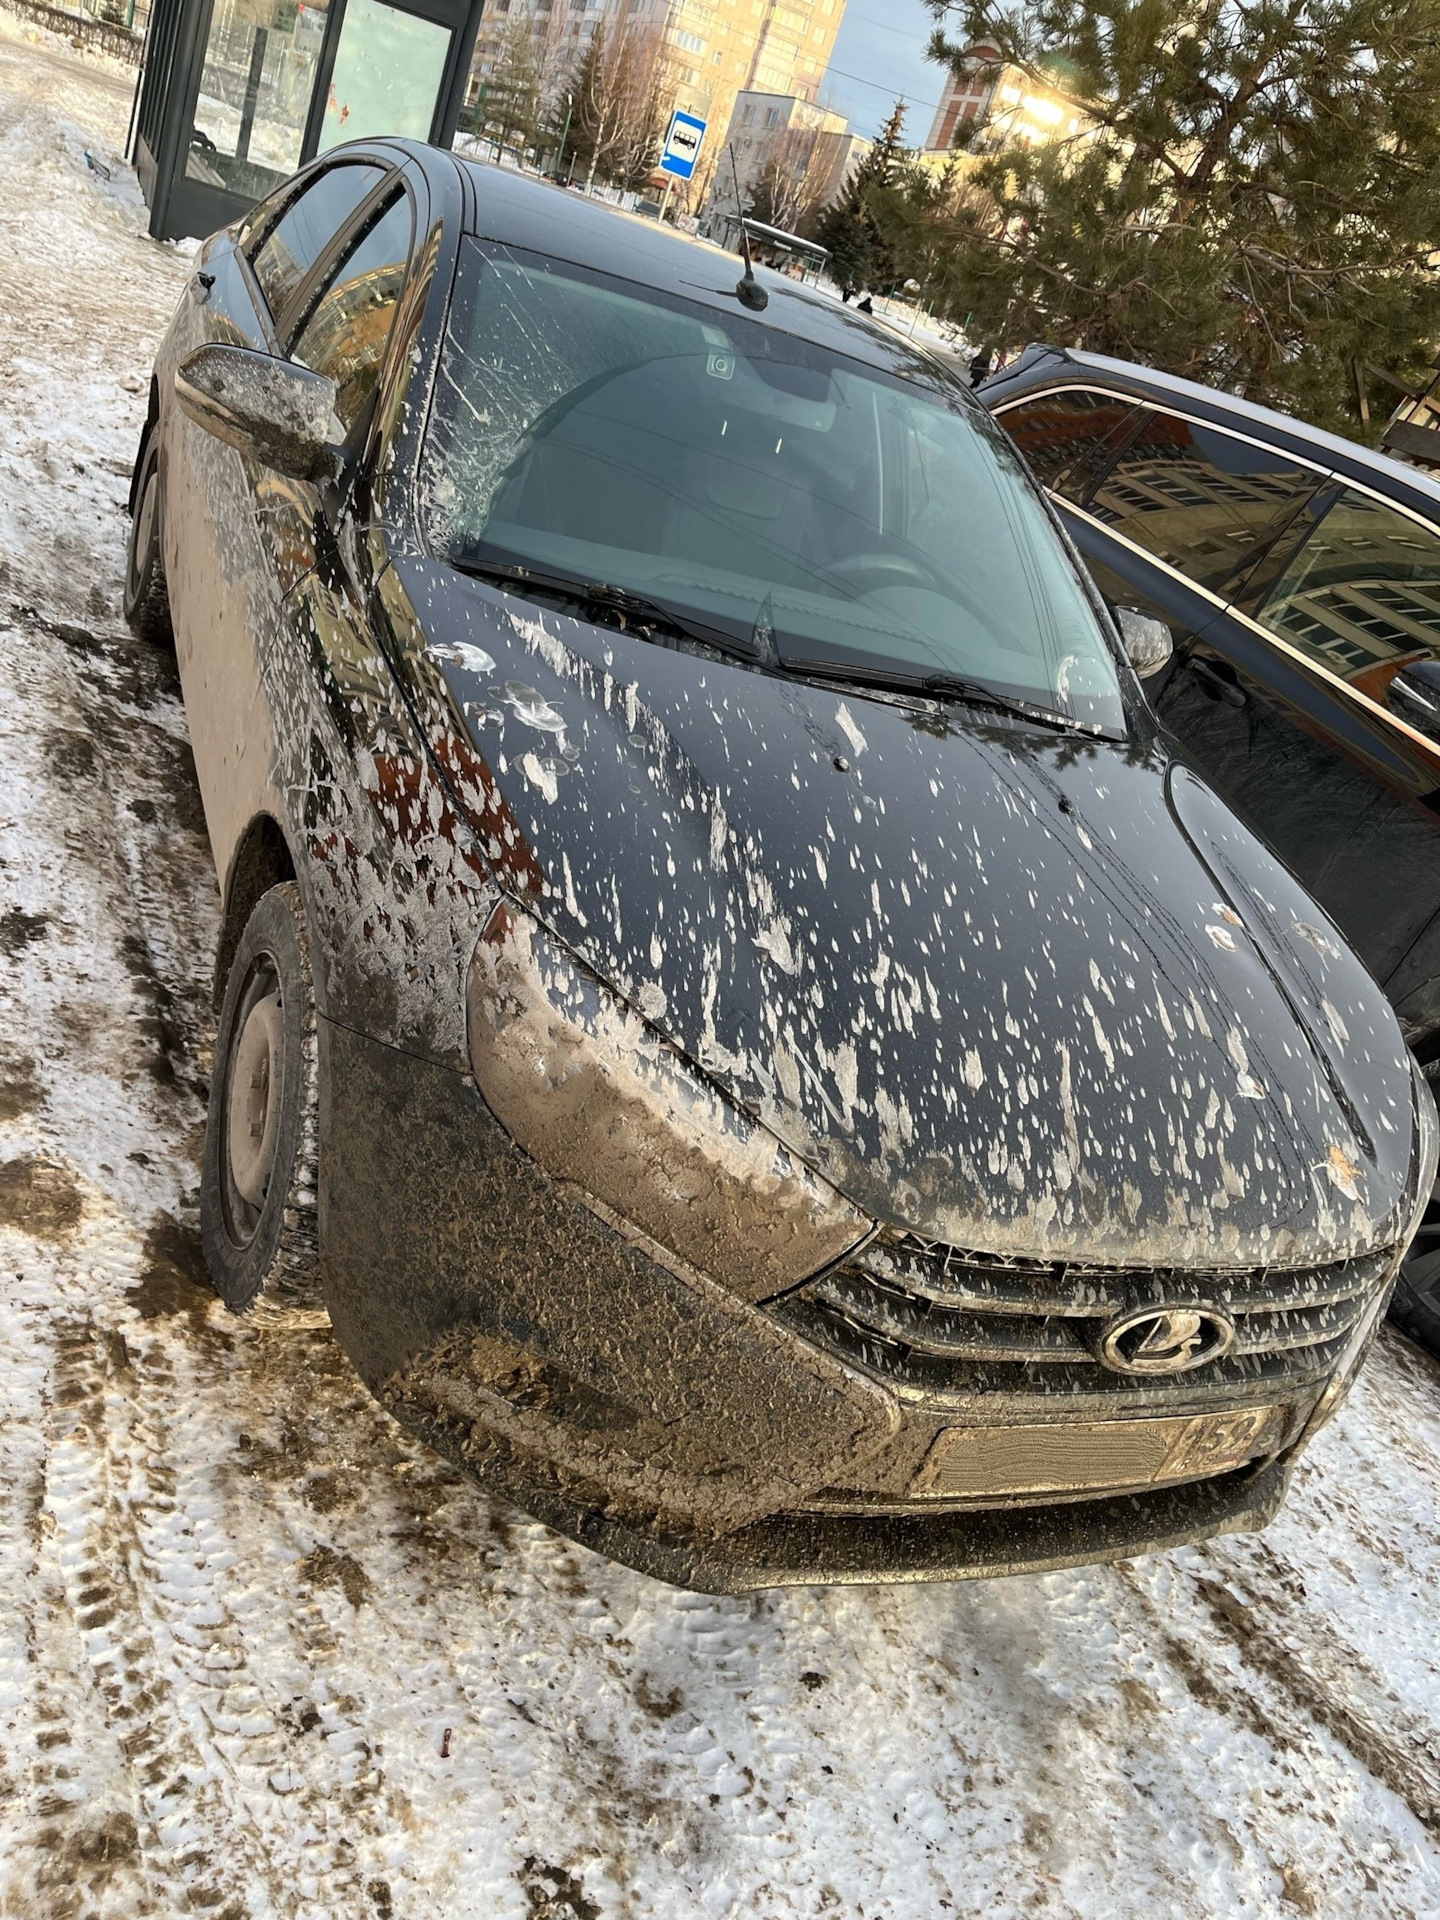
[2,17,1440,1916]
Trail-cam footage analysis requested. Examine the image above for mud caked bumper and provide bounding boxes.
[318,1022,1314,1593]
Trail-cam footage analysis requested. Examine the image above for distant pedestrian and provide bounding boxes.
[969,345,994,388]
[856,294,874,314]
[841,285,854,304]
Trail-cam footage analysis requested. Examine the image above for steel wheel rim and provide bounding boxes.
[219,956,285,1249]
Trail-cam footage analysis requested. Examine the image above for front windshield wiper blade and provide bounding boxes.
[918,672,1103,736]
[785,657,1103,736]
[451,558,760,662]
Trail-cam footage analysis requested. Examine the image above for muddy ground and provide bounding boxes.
[3,18,1440,1918]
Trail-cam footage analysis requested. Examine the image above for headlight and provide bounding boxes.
[466,905,871,1300]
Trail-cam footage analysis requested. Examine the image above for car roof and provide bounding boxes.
[981,342,1440,521]
[434,152,970,387]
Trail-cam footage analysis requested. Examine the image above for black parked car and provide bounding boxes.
[125,145,1435,1591]
[981,346,1440,1353]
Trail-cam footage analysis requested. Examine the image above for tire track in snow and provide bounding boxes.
[42,1303,276,1918]
[1115,1546,1440,1848]
[0,589,401,1914]
[33,1264,406,1918]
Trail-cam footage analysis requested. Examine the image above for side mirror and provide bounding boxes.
[174,344,340,482]
[1114,605,1174,679]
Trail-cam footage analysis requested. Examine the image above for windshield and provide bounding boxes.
[420,239,1128,732]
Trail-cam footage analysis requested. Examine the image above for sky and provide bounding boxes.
[820,0,951,145]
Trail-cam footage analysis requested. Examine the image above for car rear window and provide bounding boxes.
[420,242,1129,734]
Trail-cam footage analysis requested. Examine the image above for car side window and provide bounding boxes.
[290,192,413,439]
[996,389,1139,500]
[236,177,293,255]
[1087,409,1320,595]
[1254,487,1440,709]
[250,162,388,324]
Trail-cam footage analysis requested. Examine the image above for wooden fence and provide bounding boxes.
[0,0,143,65]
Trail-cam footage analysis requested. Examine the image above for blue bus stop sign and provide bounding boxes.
[660,109,707,181]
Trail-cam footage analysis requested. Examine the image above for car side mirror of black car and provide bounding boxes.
[1114,605,1174,679]
[1387,658,1440,739]
[174,344,342,483]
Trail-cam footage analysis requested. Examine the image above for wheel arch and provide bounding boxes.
[215,813,298,1009]
[127,377,162,519]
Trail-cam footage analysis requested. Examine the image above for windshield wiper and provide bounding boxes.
[451,558,759,662]
[786,657,1102,735]
[453,560,1106,734]
[919,671,1101,736]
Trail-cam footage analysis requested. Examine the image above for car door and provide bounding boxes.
[258,166,501,1054]
[159,156,398,888]
[1208,484,1440,1030]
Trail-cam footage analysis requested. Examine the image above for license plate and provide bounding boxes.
[914,1403,1291,1500]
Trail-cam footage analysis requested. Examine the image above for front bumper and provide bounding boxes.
[317,1021,1376,1593]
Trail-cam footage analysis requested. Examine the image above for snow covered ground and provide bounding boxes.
[4,18,1440,1917]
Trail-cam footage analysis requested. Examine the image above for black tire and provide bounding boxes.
[122,439,173,647]
[201,883,322,1315]
[1390,1184,1440,1358]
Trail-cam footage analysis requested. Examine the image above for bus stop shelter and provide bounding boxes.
[719,215,829,286]
[130,0,483,241]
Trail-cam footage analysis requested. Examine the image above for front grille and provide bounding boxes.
[772,1229,1397,1406]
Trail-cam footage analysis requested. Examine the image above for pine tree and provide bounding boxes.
[815,99,909,291]
[911,0,1440,436]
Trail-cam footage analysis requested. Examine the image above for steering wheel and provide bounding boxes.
[821,551,948,594]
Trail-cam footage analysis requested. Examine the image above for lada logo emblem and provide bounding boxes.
[1098,1305,1236,1375]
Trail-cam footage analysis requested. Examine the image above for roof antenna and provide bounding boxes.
[729,144,768,311]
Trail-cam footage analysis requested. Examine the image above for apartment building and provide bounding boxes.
[468,0,608,105]
[624,0,847,173]
[708,89,865,229]
[927,38,1088,153]
[466,0,848,193]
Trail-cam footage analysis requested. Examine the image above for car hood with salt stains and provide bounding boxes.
[398,560,1420,1272]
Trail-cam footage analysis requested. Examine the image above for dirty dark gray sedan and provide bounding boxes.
[126,142,1436,1591]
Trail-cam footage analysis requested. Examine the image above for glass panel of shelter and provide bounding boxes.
[318,0,451,149]
[186,0,330,200]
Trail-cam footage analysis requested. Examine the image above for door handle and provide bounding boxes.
[1189,657,1246,708]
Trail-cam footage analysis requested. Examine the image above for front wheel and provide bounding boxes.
[201,882,322,1316]
[1390,1182,1440,1358]
[122,439,173,646]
